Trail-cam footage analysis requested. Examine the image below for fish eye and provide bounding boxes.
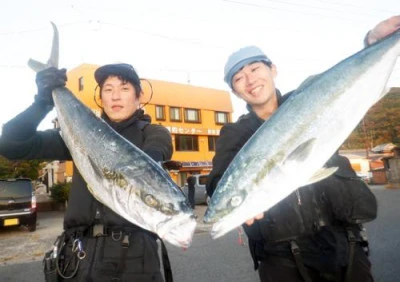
[143,194,159,208]
[229,195,243,208]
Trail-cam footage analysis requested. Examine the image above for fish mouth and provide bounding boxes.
[208,193,271,239]
[203,207,219,224]
[158,214,197,248]
[209,213,242,239]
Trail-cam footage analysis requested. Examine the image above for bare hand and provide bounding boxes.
[245,213,264,226]
[367,15,400,45]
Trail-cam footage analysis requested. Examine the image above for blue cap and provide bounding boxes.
[224,46,272,89]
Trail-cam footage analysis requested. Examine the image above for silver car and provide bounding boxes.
[182,174,209,205]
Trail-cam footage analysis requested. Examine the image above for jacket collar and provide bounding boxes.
[245,89,287,122]
[101,109,151,132]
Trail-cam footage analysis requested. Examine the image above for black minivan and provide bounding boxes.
[0,178,37,232]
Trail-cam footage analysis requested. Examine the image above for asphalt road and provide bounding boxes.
[365,186,400,282]
[0,205,258,282]
[1,185,399,282]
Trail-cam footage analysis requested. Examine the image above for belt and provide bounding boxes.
[88,224,148,238]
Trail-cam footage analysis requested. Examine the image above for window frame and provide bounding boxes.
[215,111,229,125]
[175,134,199,151]
[208,136,218,152]
[155,105,166,121]
[184,108,201,123]
[78,76,84,91]
[170,107,182,122]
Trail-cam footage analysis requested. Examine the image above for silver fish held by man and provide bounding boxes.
[204,31,400,239]
[28,23,197,248]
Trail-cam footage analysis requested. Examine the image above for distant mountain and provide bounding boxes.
[342,87,400,150]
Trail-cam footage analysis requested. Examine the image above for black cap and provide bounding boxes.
[94,63,141,90]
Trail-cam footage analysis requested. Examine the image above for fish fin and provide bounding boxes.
[284,138,316,165]
[293,74,320,93]
[304,167,338,186]
[279,138,317,178]
[27,22,59,72]
[283,139,337,185]
[27,59,48,72]
[48,22,59,69]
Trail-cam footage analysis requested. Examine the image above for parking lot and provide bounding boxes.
[0,204,210,266]
[1,187,400,282]
[0,211,63,265]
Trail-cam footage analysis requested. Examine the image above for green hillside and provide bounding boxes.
[342,88,400,150]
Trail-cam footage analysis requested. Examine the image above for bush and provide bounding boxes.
[50,182,71,204]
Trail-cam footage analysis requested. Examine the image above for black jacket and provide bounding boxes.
[0,101,173,231]
[206,90,377,272]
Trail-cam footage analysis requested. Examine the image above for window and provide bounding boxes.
[184,109,200,123]
[199,175,208,185]
[155,105,165,120]
[215,112,229,124]
[78,77,84,91]
[208,136,218,151]
[175,135,199,151]
[170,107,181,121]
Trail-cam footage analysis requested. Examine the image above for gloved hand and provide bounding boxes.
[34,67,67,107]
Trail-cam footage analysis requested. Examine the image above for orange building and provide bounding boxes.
[63,64,233,186]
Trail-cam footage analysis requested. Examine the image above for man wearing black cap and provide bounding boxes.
[207,16,400,282]
[0,63,173,281]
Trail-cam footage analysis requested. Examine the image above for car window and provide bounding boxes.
[0,181,32,198]
[199,175,208,185]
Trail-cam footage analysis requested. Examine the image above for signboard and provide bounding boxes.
[181,161,213,167]
[165,126,220,136]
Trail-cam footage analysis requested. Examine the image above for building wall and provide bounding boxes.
[388,158,400,184]
[370,169,387,184]
[64,64,233,186]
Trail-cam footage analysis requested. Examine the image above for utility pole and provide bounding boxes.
[362,118,369,159]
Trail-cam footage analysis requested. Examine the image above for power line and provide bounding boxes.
[0,21,90,36]
[312,0,394,14]
[0,65,28,69]
[221,0,391,22]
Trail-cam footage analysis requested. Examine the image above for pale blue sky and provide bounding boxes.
[0,0,399,131]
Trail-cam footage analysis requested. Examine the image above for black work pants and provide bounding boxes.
[258,247,373,282]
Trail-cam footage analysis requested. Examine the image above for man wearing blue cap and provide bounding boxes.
[0,63,173,281]
[207,16,400,282]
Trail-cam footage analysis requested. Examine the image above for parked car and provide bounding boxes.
[182,174,209,205]
[0,178,37,232]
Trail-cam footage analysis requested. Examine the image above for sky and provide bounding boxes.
[0,0,399,132]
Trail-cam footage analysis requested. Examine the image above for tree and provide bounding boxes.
[344,90,400,149]
[0,155,43,179]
